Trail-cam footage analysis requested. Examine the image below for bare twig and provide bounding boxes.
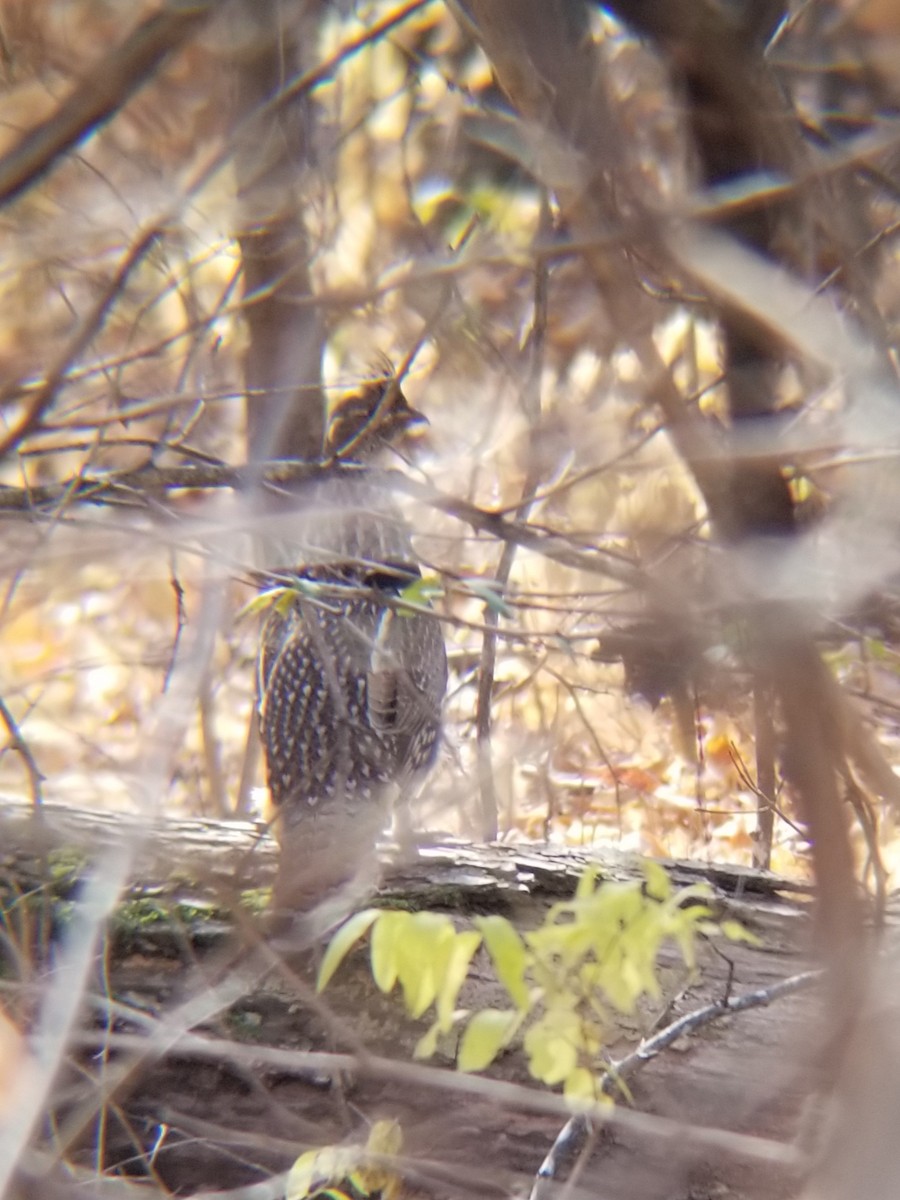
[0,859,131,1200]
[475,193,553,839]
[753,674,777,869]
[0,1,216,208]
[0,460,646,588]
[530,969,820,1199]
[0,695,44,809]
[63,1027,805,1170]
[0,225,162,461]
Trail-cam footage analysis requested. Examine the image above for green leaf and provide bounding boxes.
[397,912,456,1017]
[670,882,715,905]
[605,1070,632,1104]
[397,574,444,611]
[476,916,529,1010]
[458,1008,518,1072]
[286,1144,354,1200]
[234,588,288,622]
[642,858,672,901]
[524,1012,580,1085]
[436,930,482,1029]
[717,919,761,946]
[371,910,409,993]
[563,1066,597,1104]
[317,908,380,991]
[462,577,514,619]
[235,594,266,622]
[414,1019,442,1060]
[575,866,600,901]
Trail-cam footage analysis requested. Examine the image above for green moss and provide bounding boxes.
[115,898,169,929]
[172,898,224,924]
[377,884,500,915]
[46,847,89,890]
[226,1007,265,1040]
[239,887,272,914]
[113,894,237,930]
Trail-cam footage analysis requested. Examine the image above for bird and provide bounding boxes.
[257,373,448,911]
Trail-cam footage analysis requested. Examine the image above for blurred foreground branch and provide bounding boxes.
[0,460,646,585]
[0,1,217,209]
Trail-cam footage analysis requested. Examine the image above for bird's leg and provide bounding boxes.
[270,789,388,918]
[389,781,415,855]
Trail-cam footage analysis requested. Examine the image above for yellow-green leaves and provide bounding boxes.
[458,1008,520,1071]
[285,1119,404,1200]
[461,577,514,618]
[524,1009,581,1085]
[370,911,479,1021]
[318,863,740,1104]
[716,918,762,947]
[475,915,529,1010]
[236,576,321,623]
[642,857,672,901]
[235,585,294,623]
[319,908,481,1057]
[436,929,483,1029]
[317,908,380,991]
[395,573,443,614]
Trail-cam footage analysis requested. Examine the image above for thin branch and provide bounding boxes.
[0,696,44,809]
[0,1,217,208]
[0,858,134,1199]
[64,1027,805,1169]
[753,676,777,869]
[0,225,162,461]
[476,193,553,839]
[0,461,646,588]
[530,968,820,1198]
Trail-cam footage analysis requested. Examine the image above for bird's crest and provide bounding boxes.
[326,368,428,463]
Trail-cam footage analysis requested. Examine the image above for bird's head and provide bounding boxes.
[326,374,429,463]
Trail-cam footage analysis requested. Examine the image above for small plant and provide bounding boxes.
[318,862,750,1102]
[285,1119,404,1200]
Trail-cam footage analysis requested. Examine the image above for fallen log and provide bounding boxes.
[0,795,851,1200]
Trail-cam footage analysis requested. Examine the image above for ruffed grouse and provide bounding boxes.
[257,376,447,909]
